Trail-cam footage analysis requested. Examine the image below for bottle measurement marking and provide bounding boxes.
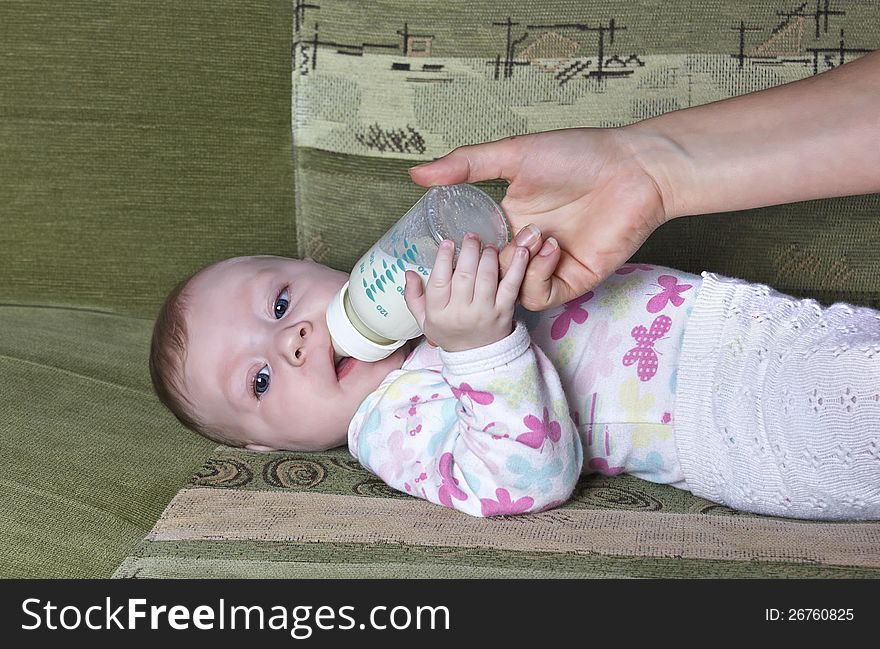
[364,240,421,302]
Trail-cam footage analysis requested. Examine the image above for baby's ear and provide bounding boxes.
[245,443,279,453]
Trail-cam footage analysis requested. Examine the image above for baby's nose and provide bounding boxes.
[284,321,312,366]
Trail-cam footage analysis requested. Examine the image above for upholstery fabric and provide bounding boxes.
[117,447,880,578]
[0,1,292,577]
[2,0,878,578]
[0,1,297,318]
[291,1,880,308]
[118,1,880,579]
[0,305,213,577]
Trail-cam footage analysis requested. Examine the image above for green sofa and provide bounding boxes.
[2,1,878,579]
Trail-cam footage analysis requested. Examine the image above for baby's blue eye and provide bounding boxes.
[274,288,290,319]
[254,366,270,396]
[254,287,288,398]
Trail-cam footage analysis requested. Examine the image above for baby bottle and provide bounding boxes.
[326,184,510,361]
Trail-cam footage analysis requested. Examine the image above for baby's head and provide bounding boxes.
[150,255,410,452]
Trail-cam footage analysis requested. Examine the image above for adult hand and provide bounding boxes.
[408,128,669,310]
[408,50,880,311]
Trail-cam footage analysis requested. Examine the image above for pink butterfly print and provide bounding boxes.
[405,465,429,492]
[574,319,623,395]
[449,382,494,406]
[515,407,562,450]
[588,457,625,476]
[391,395,425,436]
[482,421,510,441]
[622,315,671,381]
[646,275,692,313]
[407,395,421,416]
[550,292,593,340]
[378,430,415,481]
[615,263,654,275]
[437,452,468,507]
[480,488,534,516]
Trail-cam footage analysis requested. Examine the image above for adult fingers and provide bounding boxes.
[500,229,604,309]
[499,224,544,279]
[408,136,523,187]
[522,248,603,310]
[516,236,563,311]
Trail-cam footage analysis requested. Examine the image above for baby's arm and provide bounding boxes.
[348,323,583,516]
[348,234,582,516]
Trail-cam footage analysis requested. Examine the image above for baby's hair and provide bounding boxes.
[149,272,243,448]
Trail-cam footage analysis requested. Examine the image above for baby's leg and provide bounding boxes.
[675,272,880,520]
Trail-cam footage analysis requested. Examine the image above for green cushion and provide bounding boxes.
[0,0,297,577]
[0,305,213,577]
[292,1,880,307]
[0,1,297,318]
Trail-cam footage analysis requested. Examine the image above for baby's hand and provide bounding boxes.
[404,233,529,352]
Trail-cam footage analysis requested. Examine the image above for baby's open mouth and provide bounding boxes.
[334,353,354,379]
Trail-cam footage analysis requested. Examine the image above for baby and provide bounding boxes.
[151,233,880,521]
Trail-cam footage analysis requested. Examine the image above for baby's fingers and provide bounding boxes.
[426,238,454,308]
[403,271,427,330]
[473,245,500,305]
[496,246,529,310]
[451,233,481,304]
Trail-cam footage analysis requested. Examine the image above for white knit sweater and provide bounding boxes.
[674,272,880,520]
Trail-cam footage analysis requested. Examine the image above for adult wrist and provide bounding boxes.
[615,121,693,222]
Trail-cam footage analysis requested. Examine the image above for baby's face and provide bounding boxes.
[181,256,410,451]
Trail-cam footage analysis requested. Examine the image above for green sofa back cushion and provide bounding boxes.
[0,1,297,318]
[292,1,880,308]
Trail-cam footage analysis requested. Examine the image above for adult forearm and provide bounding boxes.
[622,50,880,220]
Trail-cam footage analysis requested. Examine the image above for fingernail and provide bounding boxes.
[514,223,540,247]
[538,237,558,257]
[409,156,444,171]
